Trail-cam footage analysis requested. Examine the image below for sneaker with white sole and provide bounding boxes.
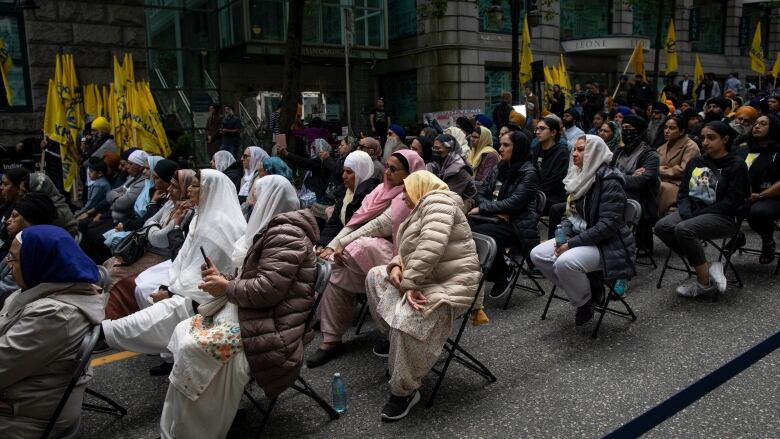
[676,280,717,297]
[381,390,421,422]
[708,262,727,293]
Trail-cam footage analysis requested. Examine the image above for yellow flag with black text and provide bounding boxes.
[0,38,13,106]
[694,55,704,92]
[750,21,765,74]
[772,53,780,80]
[665,19,678,74]
[519,16,533,85]
[631,42,646,81]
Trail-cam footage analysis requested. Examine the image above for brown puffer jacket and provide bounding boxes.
[226,209,318,399]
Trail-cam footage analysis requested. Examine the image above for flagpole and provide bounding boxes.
[612,45,639,100]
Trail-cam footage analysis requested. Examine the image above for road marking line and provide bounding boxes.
[91,351,140,367]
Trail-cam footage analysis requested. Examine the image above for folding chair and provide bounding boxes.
[427,233,498,406]
[656,215,745,301]
[353,294,370,335]
[501,190,548,309]
[738,220,780,275]
[42,267,127,439]
[540,199,640,339]
[243,259,340,435]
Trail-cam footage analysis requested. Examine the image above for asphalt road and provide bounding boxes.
[81,233,780,438]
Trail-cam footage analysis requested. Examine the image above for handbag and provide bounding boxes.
[112,224,158,266]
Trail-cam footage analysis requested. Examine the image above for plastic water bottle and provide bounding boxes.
[331,372,347,414]
[613,279,628,297]
[554,225,567,247]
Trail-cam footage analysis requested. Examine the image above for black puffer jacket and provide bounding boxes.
[318,177,379,246]
[222,161,243,193]
[563,165,637,280]
[475,161,540,256]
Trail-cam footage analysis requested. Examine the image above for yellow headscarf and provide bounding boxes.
[403,171,449,207]
[467,126,499,170]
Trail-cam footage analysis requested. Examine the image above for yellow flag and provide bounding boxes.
[43,79,68,145]
[55,54,82,192]
[659,91,667,104]
[694,55,704,92]
[84,84,97,118]
[665,19,678,74]
[0,37,13,106]
[750,22,765,74]
[519,16,533,85]
[631,42,646,81]
[559,54,573,105]
[772,53,780,79]
[543,65,555,111]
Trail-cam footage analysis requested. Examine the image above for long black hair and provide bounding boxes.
[702,121,737,152]
[502,131,531,166]
[747,114,780,151]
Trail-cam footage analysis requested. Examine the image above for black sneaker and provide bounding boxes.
[381,390,421,422]
[373,339,390,358]
[574,301,594,326]
[305,343,345,368]
[488,277,511,299]
[149,361,173,376]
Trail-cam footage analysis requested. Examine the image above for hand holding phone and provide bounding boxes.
[200,246,212,268]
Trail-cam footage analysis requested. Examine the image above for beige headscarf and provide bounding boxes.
[467,126,499,170]
[562,134,613,200]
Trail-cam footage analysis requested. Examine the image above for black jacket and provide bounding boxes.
[475,161,540,257]
[222,161,244,193]
[532,141,569,208]
[677,154,750,219]
[611,141,660,224]
[563,165,637,280]
[318,178,379,246]
[285,151,339,200]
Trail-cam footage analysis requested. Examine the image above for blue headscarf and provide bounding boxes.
[18,225,99,289]
[262,157,293,183]
[133,155,163,217]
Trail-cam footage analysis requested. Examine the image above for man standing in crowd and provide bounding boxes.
[561,108,585,151]
[219,104,243,159]
[583,82,605,132]
[369,98,391,145]
[492,91,513,129]
[679,73,693,101]
[724,73,743,97]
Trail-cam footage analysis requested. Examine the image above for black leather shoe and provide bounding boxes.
[575,301,594,326]
[149,361,173,376]
[306,343,345,368]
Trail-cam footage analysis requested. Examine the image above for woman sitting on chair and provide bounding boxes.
[530,135,636,326]
[744,114,780,264]
[160,175,317,439]
[0,226,103,439]
[468,130,540,299]
[654,121,750,297]
[365,170,481,422]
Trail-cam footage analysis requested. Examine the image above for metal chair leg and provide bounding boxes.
[354,301,370,335]
[540,285,558,320]
[83,388,126,417]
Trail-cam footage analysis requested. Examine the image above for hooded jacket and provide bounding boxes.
[27,172,78,236]
[562,165,637,280]
[611,140,661,224]
[677,154,750,219]
[0,282,104,439]
[226,209,318,399]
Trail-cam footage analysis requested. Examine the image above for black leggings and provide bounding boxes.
[747,198,780,242]
[470,221,522,282]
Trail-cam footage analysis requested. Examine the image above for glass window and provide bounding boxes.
[632,0,669,48]
[322,4,343,45]
[0,10,30,110]
[353,0,384,48]
[690,0,725,54]
[484,68,510,121]
[560,0,611,40]
[477,0,523,34]
[303,1,323,44]
[381,71,417,131]
[388,0,416,40]
[217,0,245,48]
[740,5,766,56]
[249,0,285,41]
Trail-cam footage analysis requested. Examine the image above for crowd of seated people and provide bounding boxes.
[3,97,780,438]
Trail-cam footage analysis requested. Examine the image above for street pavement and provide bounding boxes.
[82,233,780,438]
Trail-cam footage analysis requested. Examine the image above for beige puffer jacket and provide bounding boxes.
[387,190,481,317]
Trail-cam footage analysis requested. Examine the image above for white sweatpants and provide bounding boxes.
[530,239,603,307]
[102,295,194,355]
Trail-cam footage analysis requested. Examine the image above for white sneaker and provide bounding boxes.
[709,262,727,293]
[676,280,716,297]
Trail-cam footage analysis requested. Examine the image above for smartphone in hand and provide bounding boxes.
[200,246,211,268]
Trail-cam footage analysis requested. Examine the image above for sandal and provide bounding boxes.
[759,241,776,265]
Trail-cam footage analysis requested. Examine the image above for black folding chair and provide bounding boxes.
[243,259,340,436]
[656,215,745,301]
[540,199,640,339]
[501,190,548,309]
[427,233,498,406]
[353,294,370,335]
[42,267,127,439]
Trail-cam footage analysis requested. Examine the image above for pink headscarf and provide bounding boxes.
[346,149,424,230]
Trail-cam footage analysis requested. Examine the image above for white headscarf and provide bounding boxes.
[239,146,270,197]
[444,126,471,158]
[563,134,614,200]
[343,150,374,190]
[168,170,247,303]
[128,150,148,167]
[213,150,236,172]
[232,175,300,268]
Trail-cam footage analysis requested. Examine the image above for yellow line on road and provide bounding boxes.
[91,351,140,367]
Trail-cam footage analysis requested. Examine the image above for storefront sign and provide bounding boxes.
[561,37,651,53]
[690,7,700,41]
